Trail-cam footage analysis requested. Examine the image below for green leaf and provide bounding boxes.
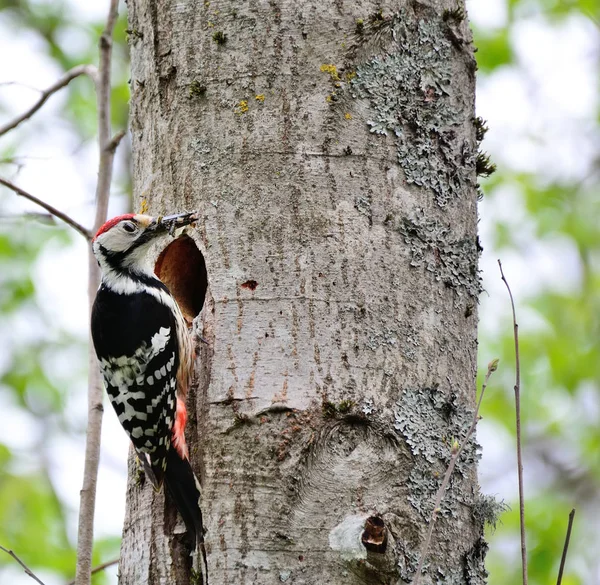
[473,27,513,72]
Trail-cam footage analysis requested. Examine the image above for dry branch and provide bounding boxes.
[412,358,499,585]
[0,545,47,585]
[498,259,528,585]
[66,558,118,585]
[556,508,575,585]
[0,176,92,239]
[74,1,121,584]
[0,65,98,137]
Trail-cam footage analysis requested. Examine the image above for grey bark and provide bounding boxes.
[120,1,489,584]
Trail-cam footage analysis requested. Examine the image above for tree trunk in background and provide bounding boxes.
[120,0,488,583]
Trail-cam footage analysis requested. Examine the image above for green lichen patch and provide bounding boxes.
[212,30,227,44]
[393,385,499,582]
[473,116,489,142]
[189,80,207,98]
[463,537,489,585]
[190,568,203,585]
[476,151,496,178]
[322,399,358,419]
[472,492,508,531]
[349,10,475,207]
[125,28,144,42]
[398,214,481,299]
[442,7,466,23]
[393,387,479,519]
[320,63,340,81]
[396,538,421,582]
[473,117,494,199]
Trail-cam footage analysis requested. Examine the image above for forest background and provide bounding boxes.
[0,0,598,584]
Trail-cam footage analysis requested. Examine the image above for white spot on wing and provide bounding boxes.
[151,327,171,354]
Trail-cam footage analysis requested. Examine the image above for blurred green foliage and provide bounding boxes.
[0,0,129,582]
[474,1,599,584]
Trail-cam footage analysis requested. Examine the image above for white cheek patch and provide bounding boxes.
[95,229,143,253]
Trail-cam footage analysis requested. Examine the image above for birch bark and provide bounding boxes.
[120,1,489,583]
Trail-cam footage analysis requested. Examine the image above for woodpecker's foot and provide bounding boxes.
[134,455,146,488]
[134,449,159,489]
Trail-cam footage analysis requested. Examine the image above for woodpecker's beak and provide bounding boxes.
[149,211,200,236]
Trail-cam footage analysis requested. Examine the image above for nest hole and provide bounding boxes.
[155,235,207,323]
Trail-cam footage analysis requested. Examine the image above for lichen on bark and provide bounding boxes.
[398,212,482,301]
[348,7,477,207]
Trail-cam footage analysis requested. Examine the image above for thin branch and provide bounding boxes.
[0,545,47,585]
[556,509,576,585]
[0,65,98,137]
[498,259,528,585]
[74,1,120,585]
[412,359,499,585]
[66,558,118,585]
[0,176,92,239]
[106,129,127,154]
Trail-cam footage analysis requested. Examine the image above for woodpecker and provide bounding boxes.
[90,211,202,546]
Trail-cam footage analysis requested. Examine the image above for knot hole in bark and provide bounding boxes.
[155,234,207,323]
[362,515,388,553]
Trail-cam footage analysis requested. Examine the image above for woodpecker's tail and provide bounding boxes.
[164,447,203,548]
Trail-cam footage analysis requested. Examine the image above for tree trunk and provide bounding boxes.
[120,0,488,583]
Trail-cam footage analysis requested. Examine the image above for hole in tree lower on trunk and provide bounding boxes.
[155,234,207,323]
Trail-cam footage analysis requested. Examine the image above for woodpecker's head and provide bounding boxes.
[92,212,198,278]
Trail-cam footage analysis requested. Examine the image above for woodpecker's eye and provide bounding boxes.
[123,222,137,233]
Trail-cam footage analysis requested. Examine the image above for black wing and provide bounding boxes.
[91,285,180,485]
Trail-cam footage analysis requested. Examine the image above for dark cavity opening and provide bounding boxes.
[155,234,207,323]
[361,515,387,554]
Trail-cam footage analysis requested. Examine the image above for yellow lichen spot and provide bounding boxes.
[207,21,214,27]
[345,71,356,82]
[320,63,339,81]
[326,94,333,103]
[139,199,149,214]
[344,112,352,120]
[255,94,265,103]
[236,100,249,114]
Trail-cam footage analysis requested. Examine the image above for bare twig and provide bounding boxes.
[0,176,92,239]
[0,65,98,137]
[412,359,499,585]
[556,508,576,585]
[498,259,528,585]
[74,1,120,584]
[66,558,118,585]
[0,545,47,585]
[106,129,127,154]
